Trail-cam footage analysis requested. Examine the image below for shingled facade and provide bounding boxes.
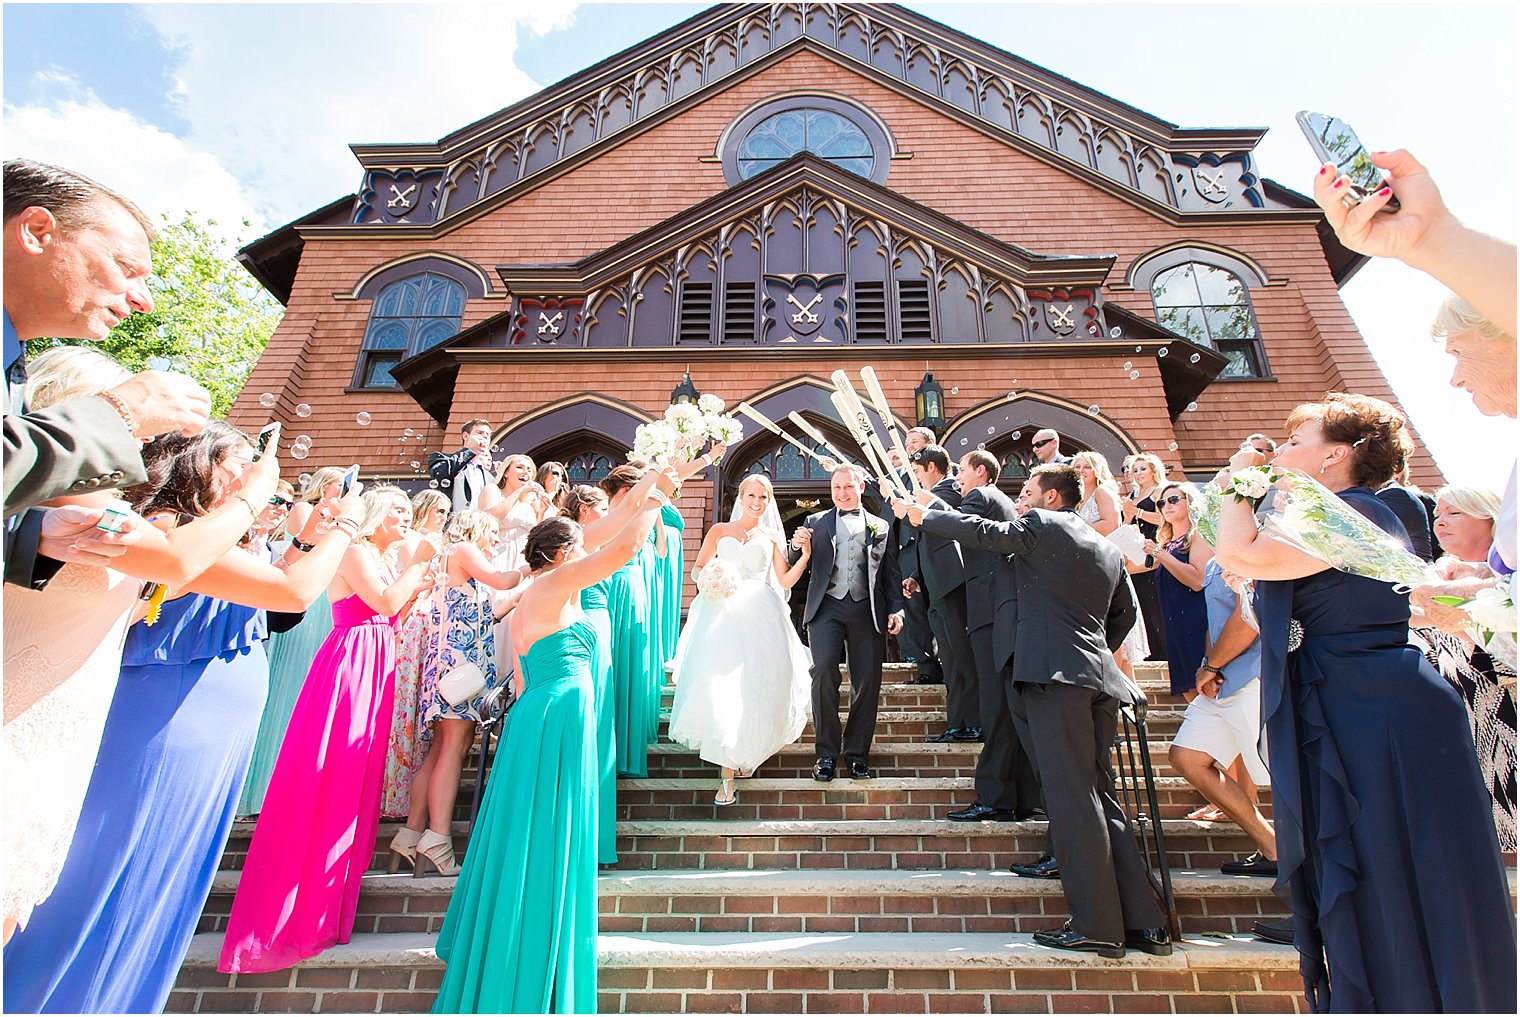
[230,1,1438,544]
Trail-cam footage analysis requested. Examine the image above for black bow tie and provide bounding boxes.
[838,509,861,516]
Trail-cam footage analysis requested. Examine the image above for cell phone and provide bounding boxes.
[340,463,360,497]
[1295,110,1399,211]
[252,422,280,461]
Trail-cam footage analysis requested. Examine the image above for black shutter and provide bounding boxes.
[852,281,887,342]
[897,279,933,341]
[722,282,757,344]
[678,282,714,343]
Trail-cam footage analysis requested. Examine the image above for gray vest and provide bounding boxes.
[827,520,869,602]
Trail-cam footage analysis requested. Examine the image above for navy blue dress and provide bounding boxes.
[3,593,267,1013]
[1255,488,1516,1012]
[1155,535,1208,695]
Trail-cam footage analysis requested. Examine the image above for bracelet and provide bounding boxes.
[290,536,317,553]
[235,496,258,519]
[99,390,143,441]
[332,517,361,539]
[1199,663,1223,676]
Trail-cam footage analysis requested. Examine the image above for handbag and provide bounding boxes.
[432,547,489,708]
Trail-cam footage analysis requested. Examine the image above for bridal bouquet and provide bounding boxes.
[695,558,740,602]
[629,396,744,465]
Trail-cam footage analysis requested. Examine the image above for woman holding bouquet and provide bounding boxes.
[668,473,813,805]
[1213,393,1515,1013]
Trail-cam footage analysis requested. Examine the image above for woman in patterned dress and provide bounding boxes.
[391,509,529,875]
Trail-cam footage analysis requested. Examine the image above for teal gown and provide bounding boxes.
[608,551,654,778]
[640,529,666,746]
[656,503,684,670]
[431,618,599,1015]
[581,578,618,865]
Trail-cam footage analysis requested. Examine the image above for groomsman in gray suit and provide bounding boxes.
[900,463,1168,959]
[788,465,905,781]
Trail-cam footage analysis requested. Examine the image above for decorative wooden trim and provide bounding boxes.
[940,389,1140,463]
[337,252,500,301]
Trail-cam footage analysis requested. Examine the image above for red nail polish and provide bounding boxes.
[1332,178,1346,188]
[1378,187,1391,197]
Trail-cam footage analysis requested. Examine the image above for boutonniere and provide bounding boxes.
[865,518,886,539]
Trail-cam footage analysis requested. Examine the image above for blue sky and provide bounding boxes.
[5,2,1516,482]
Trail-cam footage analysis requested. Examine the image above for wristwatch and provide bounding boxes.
[1199,663,1224,677]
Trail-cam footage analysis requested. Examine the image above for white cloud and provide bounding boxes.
[4,73,265,240]
[138,3,582,227]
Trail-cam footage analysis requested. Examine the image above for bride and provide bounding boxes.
[667,473,813,806]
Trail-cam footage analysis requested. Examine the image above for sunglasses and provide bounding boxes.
[1031,438,1055,449]
[1160,494,1189,506]
[268,496,293,509]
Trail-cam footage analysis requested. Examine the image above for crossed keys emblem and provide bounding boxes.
[537,311,563,337]
[788,293,823,325]
[1196,167,1228,197]
[1048,304,1075,330]
[386,183,417,211]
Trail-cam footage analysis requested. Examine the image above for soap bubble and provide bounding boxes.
[1168,441,1179,452]
[403,427,414,437]
[1010,430,1021,441]
[1087,404,1101,416]
[987,427,995,435]
[1122,361,1133,371]
[428,480,438,488]
[356,412,372,426]
[1135,345,1143,353]
[1189,353,1201,364]
[977,442,986,450]
[258,392,276,408]
[295,403,312,418]
[1157,348,1168,358]
[1128,370,1141,381]
[290,445,310,460]
[949,387,959,395]
[1186,401,1199,412]
[1109,326,1122,338]
[298,473,312,486]
[410,460,421,470]
[959,437,968,446]
[294,435,311,447]
[440,479,451,488]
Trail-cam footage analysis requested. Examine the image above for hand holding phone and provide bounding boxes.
[340,464,361,498]
[1296,111,1398,212]
[253,422,281,461]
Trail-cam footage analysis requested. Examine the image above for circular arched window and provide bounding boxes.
[721,96,891,185]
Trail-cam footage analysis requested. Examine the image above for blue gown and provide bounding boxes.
[1256,488,1516,1013]
[4,593,267,1013]
[1155,536,1209,695]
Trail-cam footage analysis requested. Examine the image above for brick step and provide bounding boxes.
[198,867,1296,940]
[660,710,1189,746]
[612,818,1266,872]
[171,930,1305,1014]
[644,738,1196,780]
[614,776,1270,822]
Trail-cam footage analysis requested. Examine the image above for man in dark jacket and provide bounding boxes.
[428,418,496,512]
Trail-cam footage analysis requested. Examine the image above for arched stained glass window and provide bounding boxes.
[1149,263,1264,378]
[721,96,891,186]
[354,273,466,389]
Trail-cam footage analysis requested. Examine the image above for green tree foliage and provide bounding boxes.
[24,214,282,417]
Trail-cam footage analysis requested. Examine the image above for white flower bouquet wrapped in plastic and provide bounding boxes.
[695,558,740,602]
[630,398,744,466]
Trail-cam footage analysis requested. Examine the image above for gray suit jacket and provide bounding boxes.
[918,505,1136,701]
[790,507,903,633]
[953,484,1018,634]
[4,396,145,516]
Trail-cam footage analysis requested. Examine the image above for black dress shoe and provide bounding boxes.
[848,760,872,780]
[1125,927,1173,956]
[946,803,1017,822]
[1012,808,1047,821]
[925,729,957,743]
[1008,854,1060,879]
[951,727,984,742]
[1252,917,1294,945]
[1220,851,1278,877]
[909,676,945,685]
[1033,922,1124,959]
[813,756,836,782]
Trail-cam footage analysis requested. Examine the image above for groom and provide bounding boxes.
[787,465,904,781]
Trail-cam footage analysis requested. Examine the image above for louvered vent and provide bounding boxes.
[898,280,933,341]
[722,282,757,344]
[677,282,714,343]
[852,281,887,342]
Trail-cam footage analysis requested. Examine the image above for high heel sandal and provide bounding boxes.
[388,827,423,873]
[413,829,460,877]
[715,777,737,807]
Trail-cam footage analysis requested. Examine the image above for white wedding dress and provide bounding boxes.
[667,534,812,773]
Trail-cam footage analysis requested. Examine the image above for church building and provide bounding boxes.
[230,1,1435,544]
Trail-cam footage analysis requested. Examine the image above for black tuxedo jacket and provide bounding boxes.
[903,476,966,597]
[956,484,1019,635]
[918,505,1135,701]
[791,506,904,633]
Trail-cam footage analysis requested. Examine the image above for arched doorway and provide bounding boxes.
[941,391,1138,495]
[494,395,648,484]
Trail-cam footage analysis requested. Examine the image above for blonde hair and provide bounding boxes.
[1154,481,1201,549]
[1072,451,1117,492]
[736,472,775,502]
[1433,485,1502,526]
[297,467,346,504]
[445,508,499,549]
[410,488,449,526]
[24,345,131,409]
[356,484,410,544]
[1129,453,1168,487]
[497,454,535,489]
[1431,294,1515,346]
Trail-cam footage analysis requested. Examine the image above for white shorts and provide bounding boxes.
[1172,677,1269,785]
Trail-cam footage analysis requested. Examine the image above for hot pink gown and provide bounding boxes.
[217,591,398,973]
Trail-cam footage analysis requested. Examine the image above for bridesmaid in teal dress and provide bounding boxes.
[600,466,658,778]
[657,498,685,666]
[432,466,677,1015]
